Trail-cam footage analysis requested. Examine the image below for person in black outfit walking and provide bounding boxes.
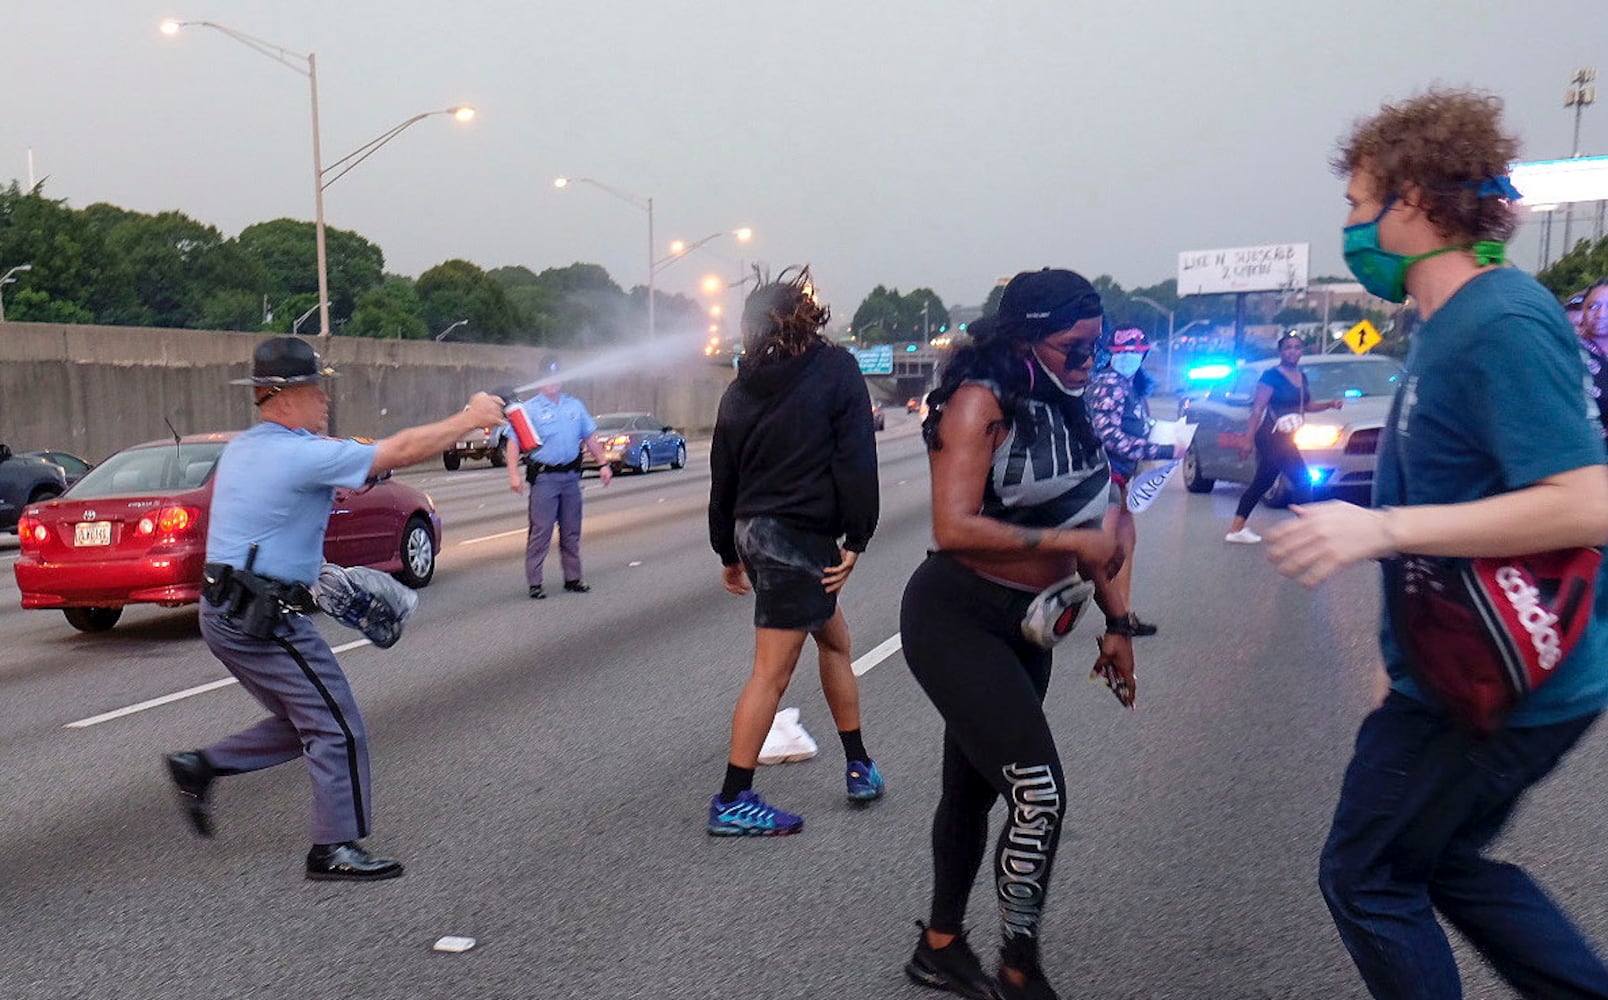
[706,266,883,837]
[1225,334,1343,544]
[900,268,1134,1000]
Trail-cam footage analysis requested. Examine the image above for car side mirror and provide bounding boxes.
[662,426,675,433]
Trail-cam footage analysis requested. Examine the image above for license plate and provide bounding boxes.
[74,522,112,547]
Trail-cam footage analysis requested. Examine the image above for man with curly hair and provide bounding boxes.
[705,267,883,836]
[1267,88,1608,996]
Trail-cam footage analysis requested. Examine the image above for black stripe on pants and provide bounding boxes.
[901,554,1065,950]
[273,634,369,841]
[1235,425,1311,519]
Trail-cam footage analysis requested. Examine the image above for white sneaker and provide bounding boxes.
[758,707,818,765]
[1224,528,1263,544]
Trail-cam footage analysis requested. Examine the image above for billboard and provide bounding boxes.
[1510,156,1608,209]
[1177,242,1310,296]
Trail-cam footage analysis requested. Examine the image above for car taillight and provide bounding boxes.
[139,505,201,541]
[18,516,46,550]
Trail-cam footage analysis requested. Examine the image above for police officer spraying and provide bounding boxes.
[164,336,506,882]
[503,356,613,599]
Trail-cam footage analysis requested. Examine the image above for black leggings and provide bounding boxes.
[1235,425,1311,519]
[901,553,1065,958]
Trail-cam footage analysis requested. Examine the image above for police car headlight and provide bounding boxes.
[1293,425,1343,450]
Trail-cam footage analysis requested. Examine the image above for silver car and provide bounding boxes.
[1180,354,1405,506]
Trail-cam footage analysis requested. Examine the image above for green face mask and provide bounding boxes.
[1342,197,1506,302]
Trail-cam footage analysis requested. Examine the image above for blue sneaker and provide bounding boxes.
[846,759,885,801]
[707,789,804,837]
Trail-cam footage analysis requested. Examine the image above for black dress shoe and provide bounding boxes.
[563,580,591,593]
[165,751,215,838]
[1127,612,1159,638]
[528,585,546,600]
[306,841,404,882]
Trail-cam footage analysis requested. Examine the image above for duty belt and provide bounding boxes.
[202,562,314,615]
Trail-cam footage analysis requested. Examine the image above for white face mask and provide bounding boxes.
[1033,354,1085,397]
[1110,354,1144,378]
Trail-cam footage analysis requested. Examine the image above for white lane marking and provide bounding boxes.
[852,633,902,677]
[459,528,525,546]
[65,638,373,728]
[65,678,240,728]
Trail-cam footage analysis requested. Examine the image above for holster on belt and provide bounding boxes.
[203,562,314,640]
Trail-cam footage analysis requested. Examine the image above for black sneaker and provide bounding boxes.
[905,922,999,999]
[1127,612,1159,637]
[528,585,546,600]
[997,947,1059,1000]
[165,750,215,838]
[563,580,591,594]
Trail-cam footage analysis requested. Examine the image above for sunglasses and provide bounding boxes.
[1042,339,1098,372]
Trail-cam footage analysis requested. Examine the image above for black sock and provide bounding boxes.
[839,728,870,764]
[718,763,754,804]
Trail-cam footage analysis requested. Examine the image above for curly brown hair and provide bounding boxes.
[1332,87,1521,242]
[741,265,831,365]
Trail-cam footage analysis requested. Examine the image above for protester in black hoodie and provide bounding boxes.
[705,266,883,837]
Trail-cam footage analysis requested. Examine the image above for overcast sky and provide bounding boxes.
[5,1,1604,313]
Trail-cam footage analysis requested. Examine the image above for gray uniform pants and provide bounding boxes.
[199,601,372,845]
[526,470,583,585]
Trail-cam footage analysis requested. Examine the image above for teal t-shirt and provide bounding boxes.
[1376,267,1608,726]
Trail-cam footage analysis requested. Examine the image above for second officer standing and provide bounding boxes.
[504,356,613,599]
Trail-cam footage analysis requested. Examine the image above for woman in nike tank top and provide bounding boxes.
[899,268,1137,1000]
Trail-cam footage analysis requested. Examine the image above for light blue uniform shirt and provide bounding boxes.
[523,392,597,467]
[206,422,377,586]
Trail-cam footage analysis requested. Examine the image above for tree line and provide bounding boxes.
[0,183,705,345]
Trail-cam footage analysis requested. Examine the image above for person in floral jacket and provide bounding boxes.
[1087,326,1174,636]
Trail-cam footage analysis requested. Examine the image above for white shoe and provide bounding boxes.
[1224,528,1263,544]
[758,707,818,765]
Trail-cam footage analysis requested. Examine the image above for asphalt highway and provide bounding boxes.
[3,411,1607,999]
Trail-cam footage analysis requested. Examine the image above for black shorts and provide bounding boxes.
[734,516,840,631]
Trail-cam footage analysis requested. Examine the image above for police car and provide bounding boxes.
[12,432,442,632]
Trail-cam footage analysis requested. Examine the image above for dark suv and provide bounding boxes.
[0,443,69,533]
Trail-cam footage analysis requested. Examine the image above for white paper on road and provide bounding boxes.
[433,936,477,953]
[1126,460,1183,514]
[1148,418,1197,450]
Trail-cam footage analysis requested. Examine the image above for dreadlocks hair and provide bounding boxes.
[741,266,830,366]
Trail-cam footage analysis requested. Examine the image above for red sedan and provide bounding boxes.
[13,431,442,633]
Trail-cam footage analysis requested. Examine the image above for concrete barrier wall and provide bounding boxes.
[0,321,734,462]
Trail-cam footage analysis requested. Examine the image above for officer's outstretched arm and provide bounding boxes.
[370,392,507,476]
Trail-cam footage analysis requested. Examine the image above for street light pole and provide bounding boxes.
[435,319,470,342]
[1564,68,1597,253]
[0,264,33,323]
[1131,295,1176,393]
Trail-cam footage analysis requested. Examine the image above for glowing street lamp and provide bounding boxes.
[162,18,474,350]
[701,274,724,296]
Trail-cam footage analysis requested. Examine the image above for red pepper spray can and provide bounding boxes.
[505,401,541,452]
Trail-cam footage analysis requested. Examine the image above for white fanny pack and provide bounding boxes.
[1272,412,1305,434]
[1020,572,1096,650]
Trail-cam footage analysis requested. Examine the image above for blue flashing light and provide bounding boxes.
[1308,468,1334,485]
[906,344,919,352]
[1343,388,1364,398]
[1187,362,1234,382]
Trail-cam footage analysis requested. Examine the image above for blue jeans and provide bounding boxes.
[1320,692,1608,998]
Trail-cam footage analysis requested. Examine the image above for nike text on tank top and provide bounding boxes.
[971,379,1114,530]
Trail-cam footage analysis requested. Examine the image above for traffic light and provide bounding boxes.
[958,322,968,332]
[939,324,948,333]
